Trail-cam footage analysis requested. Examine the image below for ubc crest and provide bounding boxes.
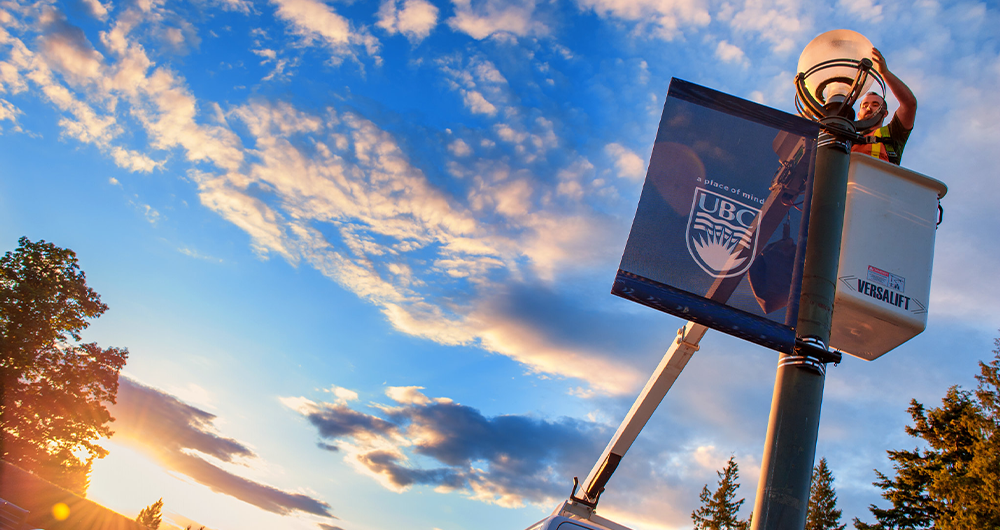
[686,187,761,278]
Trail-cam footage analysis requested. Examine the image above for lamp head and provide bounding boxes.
[793,30,887,136]
[797,30,875,104]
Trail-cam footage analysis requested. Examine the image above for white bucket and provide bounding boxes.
[828,154,947,360]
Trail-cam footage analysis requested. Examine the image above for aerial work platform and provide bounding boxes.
[830,154,947,360]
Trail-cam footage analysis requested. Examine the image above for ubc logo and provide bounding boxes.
[686,187,761,278]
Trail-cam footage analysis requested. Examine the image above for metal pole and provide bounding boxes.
[751,122,853,530]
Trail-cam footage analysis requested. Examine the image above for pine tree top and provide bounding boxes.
[806,458,844,530]
[691,456,750,530]
[136,498,163,530]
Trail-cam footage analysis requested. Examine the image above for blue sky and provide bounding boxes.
[1,0,998,529]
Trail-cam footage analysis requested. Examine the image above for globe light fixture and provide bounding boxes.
[794,29,887,136]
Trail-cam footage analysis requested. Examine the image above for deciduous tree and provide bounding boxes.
[692,456,750,530]
[1,237,128,495]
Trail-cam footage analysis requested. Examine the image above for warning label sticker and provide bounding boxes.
[867,265,905,294]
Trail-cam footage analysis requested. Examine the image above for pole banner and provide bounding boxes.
[614,79,820,352]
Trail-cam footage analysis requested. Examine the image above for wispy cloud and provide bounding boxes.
[7,0,996,414]
[1,4,241,173]
[112,146,163,172]
[111,378,334,518]
[376,0,439,43]
[448,138,472,157]
[37,7,105,85]
[715,40,749,66]
[253,47,296,82]
[837,0,884,23]
[574,0,711,40]
[178,247,224,263]
[79,0,111,21]
[447,0,550,40]
[723,0,810,54]
[204,96,640,392]
[213,0,254,14]
[2,3,648,396]
[604,143,646,181]
[270,0,381,66]
[438,53,509,118]
[0,97,21,131]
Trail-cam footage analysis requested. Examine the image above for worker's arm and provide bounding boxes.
[873,47,917,129]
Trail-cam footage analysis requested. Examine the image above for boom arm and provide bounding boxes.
[573,322,707,506]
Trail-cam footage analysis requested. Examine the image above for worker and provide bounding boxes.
[852,47,917,165]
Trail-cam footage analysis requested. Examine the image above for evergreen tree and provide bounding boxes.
[692,456,750,530]
[1,237,128,494]
[136,498,163,529]
[135,497,163,530]
[854,336,1000,530]
[806,458,844,530]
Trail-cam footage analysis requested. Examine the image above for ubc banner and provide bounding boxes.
[613,79,820,352]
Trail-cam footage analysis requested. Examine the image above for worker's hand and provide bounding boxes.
[871,47,889,76]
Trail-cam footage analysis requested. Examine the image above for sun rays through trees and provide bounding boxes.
[1,237,128,495]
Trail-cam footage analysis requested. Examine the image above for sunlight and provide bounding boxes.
[88,442,328,530]
[88,443,178,518]
[51,503,70,521]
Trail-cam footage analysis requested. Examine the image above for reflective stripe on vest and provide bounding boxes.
[852,127,891,162]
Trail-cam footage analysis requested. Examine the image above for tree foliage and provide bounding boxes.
[806,457,845,530]
[692,456,751,530]
[136,498,163,529]
[1,237,128,495]
[854,337,1000,530]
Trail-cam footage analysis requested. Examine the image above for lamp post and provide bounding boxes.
[750,30,886,530]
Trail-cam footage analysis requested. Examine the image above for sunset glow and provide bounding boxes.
[2,0,998,529]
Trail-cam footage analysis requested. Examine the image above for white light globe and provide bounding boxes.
[797,30,875,104]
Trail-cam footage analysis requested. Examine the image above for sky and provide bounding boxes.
[1,0,998,529]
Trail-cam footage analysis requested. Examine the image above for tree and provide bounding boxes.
[1,237,128,495]
[806,458,845,530]
[854,336,1000,530]
[692,456,751,530]
[136,498,163,529]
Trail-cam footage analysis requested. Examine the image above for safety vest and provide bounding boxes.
[851,126,892,163]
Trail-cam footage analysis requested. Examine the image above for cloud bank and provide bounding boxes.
[0,1,649,396]
[281,383,769,528]
[8,0,997,406]
[282,386,607,507]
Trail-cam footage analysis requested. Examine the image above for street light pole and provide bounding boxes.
[751,29,886,530]
[750,126,852,530]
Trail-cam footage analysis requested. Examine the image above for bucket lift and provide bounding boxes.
[522,131,813,530]
[522,147,946,530]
